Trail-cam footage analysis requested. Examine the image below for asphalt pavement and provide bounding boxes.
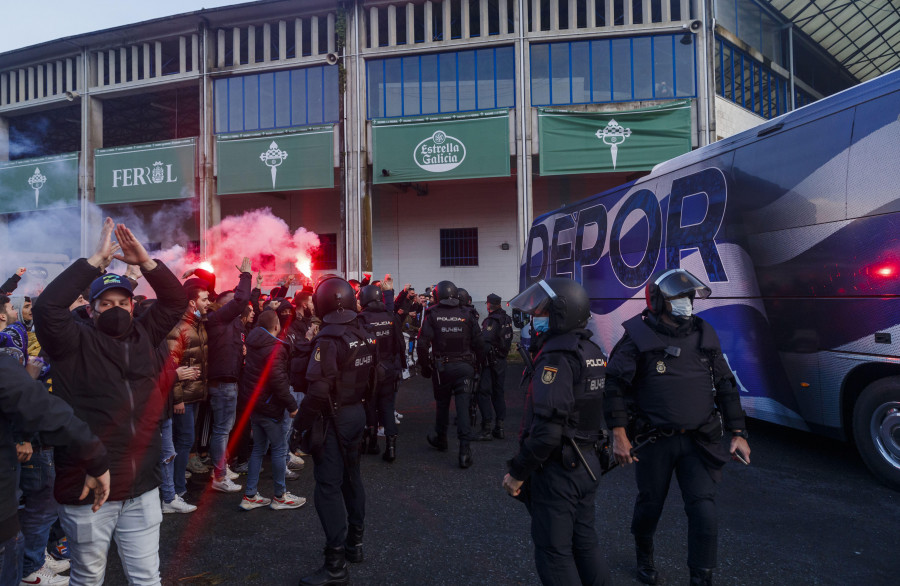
[102,361,899,585]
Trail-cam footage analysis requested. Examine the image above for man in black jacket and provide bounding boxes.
[32,218,188,586]
[475,293,514,441]
[0,353,109,586]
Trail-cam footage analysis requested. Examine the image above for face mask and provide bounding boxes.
[193,310,202,319]
[96,306,133,338]
[669,297,693,318]
[533,316,550,333]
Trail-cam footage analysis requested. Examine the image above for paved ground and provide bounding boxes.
[103,362,899,585]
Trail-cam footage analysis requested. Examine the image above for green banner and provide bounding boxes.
[216,126,335,194]
[94,138,195,204]
[372,110,510,184]
[0,153,79,214]
[538,101,692,175]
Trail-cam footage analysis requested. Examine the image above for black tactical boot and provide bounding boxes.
[297,546,349,586]
[426,432,448,452]
[365,426,380,455]
[459,443,473,468]
[689,567,713,586]
[477,420,493,441]
[492,420,505,440]
[382,435,397,462]
[635,536,660,585]
[345,525,364,563]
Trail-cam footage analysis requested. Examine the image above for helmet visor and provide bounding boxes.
[654,269,711,300]
[508,280,556,315]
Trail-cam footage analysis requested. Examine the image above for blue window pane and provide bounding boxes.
[496,46,515,107]
[477,49,495,109]
[367,61,384,118]
[633,37,653,100]
[421,54,439,114]
[323,65,339,122]
[243,76,259,130]
[653,36,675,98]
[674,38,695,97]
[458,51,476,111]
[531,44,550,105]
[611,38,632,101]
[385,58,402,117]
[716,0,736,35]
[571,42,590,103]
[591,40,611,102]
[403,56,421,115]
[440,52,457,112]
[550,43,570,105]
[259,73,275,129]
[214,78,229,132]
[228,78,243,131]
[292,70,308,125]
[308,67,324,124]
[738,0,761,49]
[275,71,291,127]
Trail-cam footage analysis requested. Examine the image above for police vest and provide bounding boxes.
[357,309,395,362]
[622,315,721,430]
[428,305,473,362]
[316,324,377,406]
[482,311,514,358]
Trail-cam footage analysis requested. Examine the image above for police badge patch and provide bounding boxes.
[314,347,321,362]
[541,366,558,384]
[656,361,666,374]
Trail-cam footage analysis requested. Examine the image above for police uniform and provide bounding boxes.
[476,296,513,439]
[604,272,747,586]
[417,283,485,468]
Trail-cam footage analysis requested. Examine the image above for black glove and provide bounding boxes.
[420,363,432,379]
[294,394,332,433]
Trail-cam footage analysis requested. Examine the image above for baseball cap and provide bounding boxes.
[487,293,502,305]
[89,273,134,301]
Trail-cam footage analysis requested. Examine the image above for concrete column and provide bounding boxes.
[108,50,116,84]
[425,1,433,42]
[0,116,9,161]
[516,0,533,256]
[0,74,6,106]
[327,13,336,54]
[279,21,287,60]
[180,36,187,73]
[347,1,368,277]
[263,23,272,62]
[588,0,596,27]
[248,26,256,64]
[199,23,217,258]
[662,0,671,23]
[131,46,139,81]
[37,65,44,100]
[461,0,470,38]
[56,61,63,96]
[80,48,101,256]
[387,6,396,46]
[232,28,241,66]
[569,0,577,29]
[143,44,151,78]
[370,7,378,48]
[443,0,451,42]
[192,34,199,72]
[97,54,104,88]
[295,19,304,57]
[154,42,162,77]
[217,30,225,68]
[407,3,416,44]
[311,16,320,55]
[532,0,541,32]
[500,0,508,34]
[549,0,558,31]
[480,0,489,36]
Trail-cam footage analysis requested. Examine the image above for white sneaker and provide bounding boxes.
[162,494,197,514]
[211,477,242,493]
[187,454,209,474]
[226,465,239,480]
[377,427,385,437]
[20,567,69,585]
[395,411,404,420]
[270,491,306,510]
[239,493,272,511]
[43,553,69,574]
[288,452,305,470]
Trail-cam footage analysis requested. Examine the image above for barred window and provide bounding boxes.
[312,233,338,270]
[440,228,478,267]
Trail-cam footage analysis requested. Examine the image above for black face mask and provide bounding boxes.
[96,306,133,338]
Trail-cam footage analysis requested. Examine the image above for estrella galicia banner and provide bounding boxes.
[538,101,692,175]
[94,138,196,204]
[372,109,510,184]
[0,152,79,214]
[216,126,334,194]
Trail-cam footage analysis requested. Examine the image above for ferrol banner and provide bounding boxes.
[372,109,510,184]
[0,152,79,214]
[216,126,334,194]
[538,100,692,175]
[94,138,196,204]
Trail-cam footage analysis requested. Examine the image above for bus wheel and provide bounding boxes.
[853,377,900,491]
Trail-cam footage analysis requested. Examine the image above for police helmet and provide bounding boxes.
[358,284,383,308]
[508,278,591,334]
[457,288,472,307]
[435,280,459,307]
[313,274,358,324]
[644,269,711,314]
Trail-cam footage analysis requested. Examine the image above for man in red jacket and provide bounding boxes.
[33,218,188,586]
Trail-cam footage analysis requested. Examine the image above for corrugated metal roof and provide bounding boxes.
[765,0,900,81]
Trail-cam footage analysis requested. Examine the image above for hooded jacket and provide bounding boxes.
[32,258,188,505]
[240,327,297,420]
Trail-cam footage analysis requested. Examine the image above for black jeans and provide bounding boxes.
[631,433,721,569]
[476,359,507,423]
[364,377,398,436]
[432,362,474,444]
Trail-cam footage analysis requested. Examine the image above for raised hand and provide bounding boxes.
[15,267,26,277]
[237,257,252,274]
[112,224,156,271]
[87,217,121,271]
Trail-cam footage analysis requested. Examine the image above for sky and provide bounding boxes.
[0,0,254,54]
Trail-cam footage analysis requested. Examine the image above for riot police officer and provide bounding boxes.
[475,293,513,440]
[293,275,377,586]
[417,280,486,468]
[603,269,751,586]
[502,278,611,586]
[356,284,405,462]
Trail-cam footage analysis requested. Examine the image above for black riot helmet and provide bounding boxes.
[313,274,358,324]
[435,280,459,307]
[508,278,591,334]
[358,284,383,308]
[644,268,711,314]
[457,288,472,307]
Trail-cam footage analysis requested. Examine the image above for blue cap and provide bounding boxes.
[89,273,134,301]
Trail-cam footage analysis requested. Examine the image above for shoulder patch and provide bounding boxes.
[541,366,558,384]
[314,347,321,362]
